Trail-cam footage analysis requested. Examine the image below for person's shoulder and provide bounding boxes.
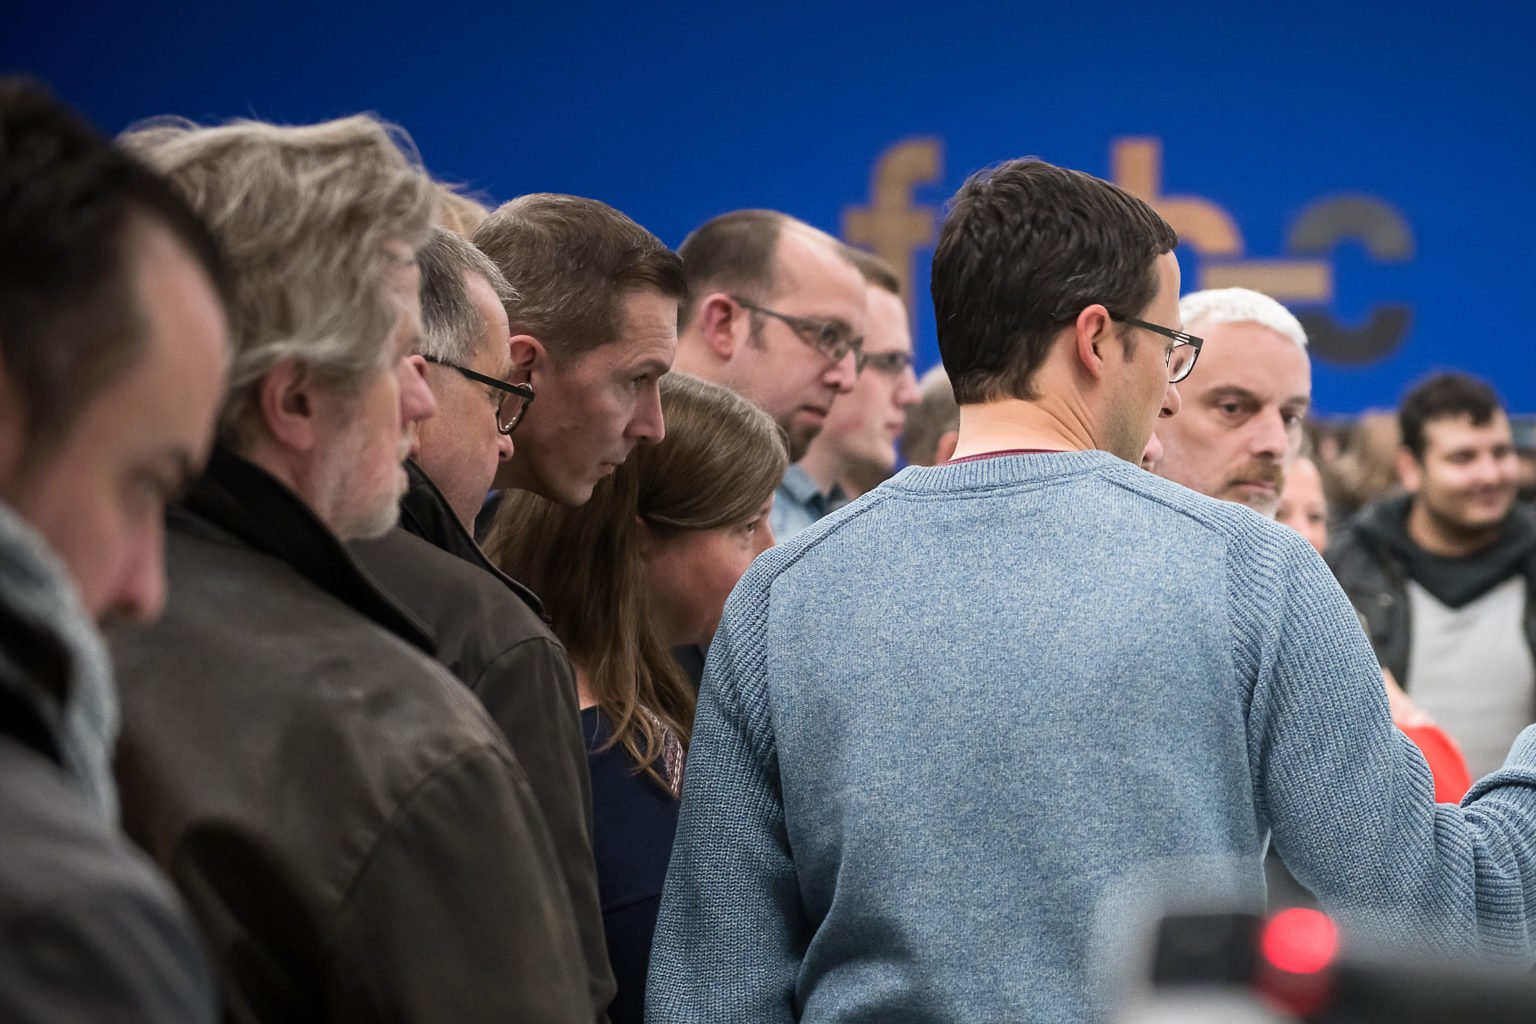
[120,527,506,762]
[354,527,551,637]
[0,736,186,922]
[0,739,213,1022]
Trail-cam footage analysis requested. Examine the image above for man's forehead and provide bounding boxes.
[772,230,863,306]
[1425,410,1512,449]
[1182,318,1310,396]
[865,287,912,354]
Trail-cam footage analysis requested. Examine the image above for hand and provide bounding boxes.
[1382,667,1435,728]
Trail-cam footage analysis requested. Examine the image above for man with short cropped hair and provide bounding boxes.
[773,249,919,540]
[473,194,684,508]
[672,209,867,463]
[1329,372,1536,776]
[900,364,960,468]
[652,158,1536,1024]
[110,117,591,1023]
[349,228,614,1018]
[1151,286,1312,518]
[0,77,228,1024]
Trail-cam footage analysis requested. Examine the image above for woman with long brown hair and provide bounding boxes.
[484,372,787,1024]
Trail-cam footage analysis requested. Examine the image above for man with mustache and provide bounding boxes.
[1329,373,1536,778]
[1151,287,1311,516]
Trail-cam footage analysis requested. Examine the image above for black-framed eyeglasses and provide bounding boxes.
[730,295,867,373]
[422,355,535,434]
[1110,313,1204,384]
[863,351,915,377]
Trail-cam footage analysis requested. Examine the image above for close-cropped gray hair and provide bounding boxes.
[119,114,435,447]
[1178,287,1308,350]
[416,227,517,365]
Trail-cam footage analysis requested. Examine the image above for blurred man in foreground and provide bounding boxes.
[0,78,229,1022]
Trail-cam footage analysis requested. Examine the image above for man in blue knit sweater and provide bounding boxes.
[648,159,1536,1023]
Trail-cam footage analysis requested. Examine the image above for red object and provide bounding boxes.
[1256,908,1338,1015]
[1261,908,1339,975]
[945,449,1067,464]
[1400,724,1473,803]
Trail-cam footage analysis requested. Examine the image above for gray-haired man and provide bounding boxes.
[109,119,591,1023]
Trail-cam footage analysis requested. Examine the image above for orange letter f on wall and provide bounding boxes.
[843,138,943,324]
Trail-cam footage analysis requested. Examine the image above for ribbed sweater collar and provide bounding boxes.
[891,449,1123,493]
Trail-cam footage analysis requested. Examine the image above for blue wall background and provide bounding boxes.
[7,1,1533,415]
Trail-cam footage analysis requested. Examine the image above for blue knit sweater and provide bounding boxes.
[647,451,1536,1023]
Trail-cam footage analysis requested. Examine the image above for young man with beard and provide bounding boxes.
[1329,372,1536,777]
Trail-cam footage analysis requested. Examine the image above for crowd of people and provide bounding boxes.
[3,76,1536,1023]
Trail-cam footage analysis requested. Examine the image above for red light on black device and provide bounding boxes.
[1255,908,1337,1016]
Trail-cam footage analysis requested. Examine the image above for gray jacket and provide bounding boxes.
[0,502,214,1022]
[1325,494,1536,689]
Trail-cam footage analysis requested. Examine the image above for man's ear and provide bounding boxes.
[695,292,744,361]
[508,334,545,384]
[934,428,960,465]
[1397,446,1423,494]
[1072,304,1116,379]
[256,357,322,453]
[634,514,660,561]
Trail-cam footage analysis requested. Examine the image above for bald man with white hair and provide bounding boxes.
[1152,287,1311,518]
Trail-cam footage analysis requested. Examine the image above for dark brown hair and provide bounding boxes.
[0,77,227,450]
[473,193,684,363]
[1399,372,1505,460]
[675,209,787,331]
[931,158,1176,405]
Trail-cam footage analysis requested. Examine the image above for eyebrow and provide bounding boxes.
[1199,384,1310,408]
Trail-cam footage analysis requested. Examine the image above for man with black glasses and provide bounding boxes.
[772,248,921,541]
[651,158,1536,1024]
[349,226,614,1020]
[672,209,867,467]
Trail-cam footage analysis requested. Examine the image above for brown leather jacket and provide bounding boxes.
[350,461,615,1020]
[109,450,591,1023]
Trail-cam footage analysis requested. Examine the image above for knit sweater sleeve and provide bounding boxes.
[646,571,804,1024]
[1245,524,1536,958]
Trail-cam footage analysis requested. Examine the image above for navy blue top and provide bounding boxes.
[581,708,680,1024]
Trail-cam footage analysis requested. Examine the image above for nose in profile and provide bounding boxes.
[628,382,666,446]
[108,524,169,626]
[1161,380,1181,420]
[827,349,859,394]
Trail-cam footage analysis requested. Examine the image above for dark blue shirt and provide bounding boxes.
[582,708,679,1024]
